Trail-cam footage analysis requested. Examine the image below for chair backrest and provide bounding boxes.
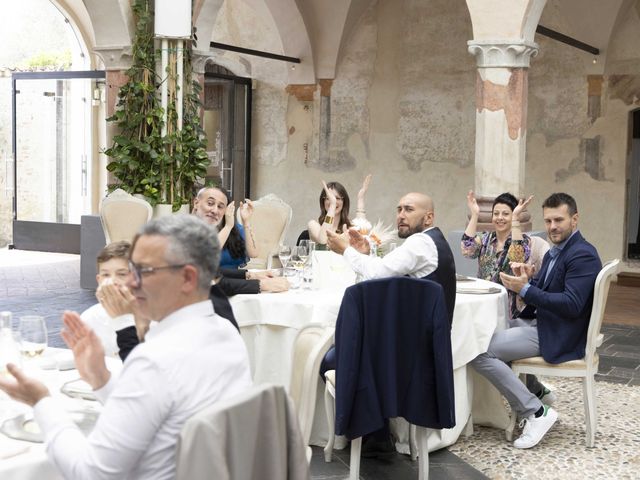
[99,189,153,243]
[584,259,619,358]
[239,194,292,263]
[176,383,310,480]
[528,235,550,274]
[289,324,334,445]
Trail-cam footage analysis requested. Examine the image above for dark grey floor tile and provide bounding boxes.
[310,448,350,478]
[604,335,640,346]
[613,350,640,360]
[594,374,631,385]
[603,343,640,356]
[311,446,487,480]
[628,378,640,386]
[598,355,640,371]
[609,367,640,379]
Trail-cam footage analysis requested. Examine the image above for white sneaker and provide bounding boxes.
[537,387,557,406]
[513,406,558,449]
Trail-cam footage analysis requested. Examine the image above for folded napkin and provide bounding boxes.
[61,379,96,401]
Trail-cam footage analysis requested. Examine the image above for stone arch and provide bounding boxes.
[195,0,314,83]
[79,0,135,69]
[47,0,96,68]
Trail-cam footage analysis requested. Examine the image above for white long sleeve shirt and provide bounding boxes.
[343,228,439,280]
[34,300,252,480]
[80,303,135,357]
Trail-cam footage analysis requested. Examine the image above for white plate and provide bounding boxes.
[1,410,98,443]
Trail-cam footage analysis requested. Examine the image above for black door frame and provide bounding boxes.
[203,70,252,201]
[11,70,106,253]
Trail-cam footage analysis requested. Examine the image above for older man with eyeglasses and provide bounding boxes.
[0,215,252,480]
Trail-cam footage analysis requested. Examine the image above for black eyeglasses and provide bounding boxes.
[128,261,188,285]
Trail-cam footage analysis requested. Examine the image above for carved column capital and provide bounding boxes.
[93,46,132,70]
[467,40,539,68]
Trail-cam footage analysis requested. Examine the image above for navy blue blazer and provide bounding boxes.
[334,277,455,440]
[520,231,601,363]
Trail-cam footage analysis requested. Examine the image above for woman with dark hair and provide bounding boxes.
[307,174,371,245]
[461,191,539,318]
[192,187,259,268]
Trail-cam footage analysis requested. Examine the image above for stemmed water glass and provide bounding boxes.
[297,243,309,265]
[278,245,292,268]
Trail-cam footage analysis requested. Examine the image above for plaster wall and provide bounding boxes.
[217,0,635,263]
[252,0,478,246]
[525,2,632,263]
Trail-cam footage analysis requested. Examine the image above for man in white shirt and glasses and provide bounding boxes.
[0,214,252,480]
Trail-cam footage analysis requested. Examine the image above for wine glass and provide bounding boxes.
[19,316,48,358]
[278,245,292,268]
[289,246,303,269]
[297,242,309,265]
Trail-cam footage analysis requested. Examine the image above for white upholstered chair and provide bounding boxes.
[528,235,550,274]
[176,383,310,480]
[239,194,292,269]
[288,324,335,461]
[505,259,620,448]
[99,189,153,244]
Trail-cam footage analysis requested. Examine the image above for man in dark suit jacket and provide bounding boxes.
[472,193,601,449]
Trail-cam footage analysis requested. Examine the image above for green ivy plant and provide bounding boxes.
[104,0,208,210]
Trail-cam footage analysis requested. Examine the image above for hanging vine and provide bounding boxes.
[104,0,208,210]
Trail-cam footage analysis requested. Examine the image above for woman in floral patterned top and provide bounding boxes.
[461,191,534,318]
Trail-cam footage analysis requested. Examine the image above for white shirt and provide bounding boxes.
[34,300,252,480]
[80,303,135,357]
[343,228,439,280]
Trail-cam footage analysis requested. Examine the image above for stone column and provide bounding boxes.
[94,47,132,197]
[467,41,538,230]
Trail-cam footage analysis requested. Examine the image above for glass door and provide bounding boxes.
[12,71,104,252]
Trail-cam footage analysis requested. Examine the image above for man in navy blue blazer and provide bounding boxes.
[472,193,601,449]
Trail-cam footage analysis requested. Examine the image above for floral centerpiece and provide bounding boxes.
[351,218,397,256]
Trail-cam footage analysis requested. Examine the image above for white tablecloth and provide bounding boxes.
[230,278,510,451]
[0,351,121,479]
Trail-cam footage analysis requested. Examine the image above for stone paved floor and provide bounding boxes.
[1,249,639,479]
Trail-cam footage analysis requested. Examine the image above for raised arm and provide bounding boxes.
[505,195,535,263]
[239,199,259,258]
[217,201,235,248]
[308,181,338,244]
[355,174,372,220]
[510,195,534,243]
[463,190,480,237]
[461,190,483,258]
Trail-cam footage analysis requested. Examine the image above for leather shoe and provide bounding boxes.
[360,435,396,459]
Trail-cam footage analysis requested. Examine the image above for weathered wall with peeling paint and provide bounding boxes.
[524,1,635,263]
[250,0,478,246]
[218,0,638,264]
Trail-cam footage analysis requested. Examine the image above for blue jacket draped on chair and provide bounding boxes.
[334,277,456,440]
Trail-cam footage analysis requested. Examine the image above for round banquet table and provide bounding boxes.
[230,277,511,451]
